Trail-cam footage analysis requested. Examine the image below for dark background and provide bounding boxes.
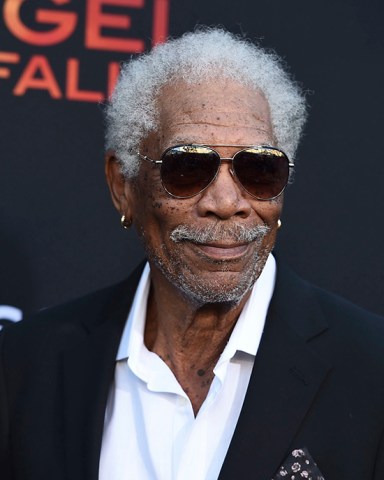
[1,0,383,327]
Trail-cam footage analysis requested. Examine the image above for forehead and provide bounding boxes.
[151,78,275,151]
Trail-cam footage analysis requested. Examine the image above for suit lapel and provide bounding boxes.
[61,264,144,480]
[219,261,332,479]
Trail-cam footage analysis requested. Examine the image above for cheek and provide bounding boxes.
[133,175,197,243]
[252,197,283,226]
[251,199,283,250]
[133,170,165,216]
[137,166,176,210]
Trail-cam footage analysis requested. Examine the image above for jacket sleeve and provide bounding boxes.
[0,331,12,479]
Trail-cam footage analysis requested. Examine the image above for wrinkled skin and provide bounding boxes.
[105,78,284,414]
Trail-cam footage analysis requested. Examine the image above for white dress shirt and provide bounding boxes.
[99,255,276,480]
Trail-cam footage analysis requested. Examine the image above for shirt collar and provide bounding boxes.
[116,262,151,361]
[224,254,276,357]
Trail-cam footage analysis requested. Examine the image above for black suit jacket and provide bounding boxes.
[1,260,384,479]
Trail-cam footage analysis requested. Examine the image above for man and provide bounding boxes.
[1,28,384,480]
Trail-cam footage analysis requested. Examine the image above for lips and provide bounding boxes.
[192,241,250,260]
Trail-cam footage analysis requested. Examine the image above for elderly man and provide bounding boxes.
[1,28,384,480]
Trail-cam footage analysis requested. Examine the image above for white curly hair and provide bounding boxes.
[105,27,307,178]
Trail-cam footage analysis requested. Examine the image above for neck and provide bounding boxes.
[144,271,251,415]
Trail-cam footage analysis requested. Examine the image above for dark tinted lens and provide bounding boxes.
[161,146,220,198]
[233,147,289,199]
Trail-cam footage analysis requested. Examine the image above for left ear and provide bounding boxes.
[105,150,135,219]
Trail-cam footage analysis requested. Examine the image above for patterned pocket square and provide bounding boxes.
[272,447,325,479]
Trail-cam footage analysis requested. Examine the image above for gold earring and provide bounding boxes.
[277,219,282,229]
[121,215,132,229]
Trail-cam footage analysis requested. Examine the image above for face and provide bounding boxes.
[112,78,283,306]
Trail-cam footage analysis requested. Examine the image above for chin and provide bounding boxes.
[147,242,269,307]
[174,268,259,307]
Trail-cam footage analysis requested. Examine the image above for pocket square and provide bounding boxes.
[272,447,325,479]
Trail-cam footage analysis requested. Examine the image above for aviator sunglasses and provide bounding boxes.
[138,144,294,200]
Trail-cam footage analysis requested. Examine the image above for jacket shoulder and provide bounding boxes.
[274,259,384,363]
[313,283,384,358]
[0,262,145,353]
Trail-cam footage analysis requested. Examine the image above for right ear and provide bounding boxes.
[104,150,135,219]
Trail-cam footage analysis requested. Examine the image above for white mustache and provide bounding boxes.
[170,223,270,244]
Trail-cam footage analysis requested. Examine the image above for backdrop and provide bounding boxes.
[1,0,383,330]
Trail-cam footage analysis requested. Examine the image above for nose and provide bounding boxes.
[196,163,252,220]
